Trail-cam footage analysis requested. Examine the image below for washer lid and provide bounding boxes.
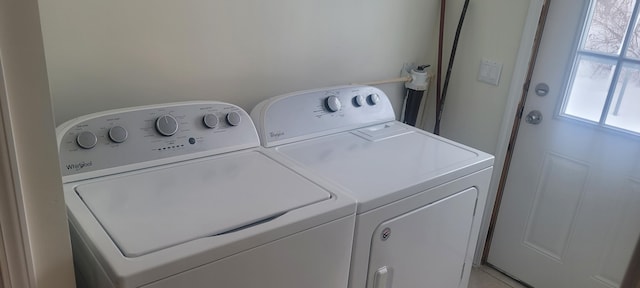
[75,151,330,257]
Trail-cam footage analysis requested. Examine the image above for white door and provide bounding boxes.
[488,0,640,287]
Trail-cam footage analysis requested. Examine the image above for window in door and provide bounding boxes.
[561,0,640,135]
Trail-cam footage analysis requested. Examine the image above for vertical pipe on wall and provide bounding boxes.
[436,0,446,134]
[435,0,471,135]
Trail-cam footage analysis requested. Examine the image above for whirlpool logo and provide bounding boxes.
[66,161,93,171]
[269,131,285,139]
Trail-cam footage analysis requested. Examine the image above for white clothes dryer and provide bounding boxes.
[57,101,356,288]
[251,86,495,288]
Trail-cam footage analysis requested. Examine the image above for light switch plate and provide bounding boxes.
[478,58,502,86]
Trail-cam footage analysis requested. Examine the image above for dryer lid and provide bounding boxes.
[75,151,330,257]
[275,122,494,213]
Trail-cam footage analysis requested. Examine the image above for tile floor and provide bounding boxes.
[468,265,528,288]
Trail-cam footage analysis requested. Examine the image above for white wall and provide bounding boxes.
[38,0,440,124]
[422,0,530,154]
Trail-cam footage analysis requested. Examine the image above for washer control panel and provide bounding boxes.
[57,101,259,181]
[251,85,395,147]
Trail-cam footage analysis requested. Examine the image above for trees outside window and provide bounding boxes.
[562,0,640,134]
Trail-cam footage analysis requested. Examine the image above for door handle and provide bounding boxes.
[525,110,543,125]
[374,266,393,288]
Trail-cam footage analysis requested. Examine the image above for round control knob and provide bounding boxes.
[108,126,128,143]
[203,113,219,129]
[76,131,98,149]
[367,93,380,105]
[353,95,364,107]
[155,114,179,136]
[325,96,342,112]
[226,111,242,126]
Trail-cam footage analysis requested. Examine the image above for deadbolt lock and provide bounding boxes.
[535,83,549,96]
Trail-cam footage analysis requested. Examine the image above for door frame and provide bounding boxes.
[473,0,548,263]
[0,0,76,286]
[0,59,32,288]
[478,1,640,287]
[479,0,550,263]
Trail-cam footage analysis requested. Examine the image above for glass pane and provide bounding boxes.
[605,63,640,133]
[583,0,636,55]
[563,56,616,122]
[628,16,640,59]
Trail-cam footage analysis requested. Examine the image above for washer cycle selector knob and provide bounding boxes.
[353,95,364,107]
[325,96,342,112]
[108,126,128,143]
[226,111,241,126]
[367,93,380,105]
[203,113,219,128]
[155,114,179,136]
[76,131,98,149]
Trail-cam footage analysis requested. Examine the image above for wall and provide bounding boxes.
[38,0,440,124]
[421,0,530,154]
[0,0,76,286]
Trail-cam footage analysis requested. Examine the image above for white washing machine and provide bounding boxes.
[251,86,495,288]
[56,101,356,288]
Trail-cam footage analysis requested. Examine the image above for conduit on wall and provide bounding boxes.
[435,0,446,134]
[434,0,471,135]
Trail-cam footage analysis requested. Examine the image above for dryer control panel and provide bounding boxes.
[57,101,259,182]
[251,85,396,147]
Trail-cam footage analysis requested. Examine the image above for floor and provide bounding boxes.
[468,265,528,288]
